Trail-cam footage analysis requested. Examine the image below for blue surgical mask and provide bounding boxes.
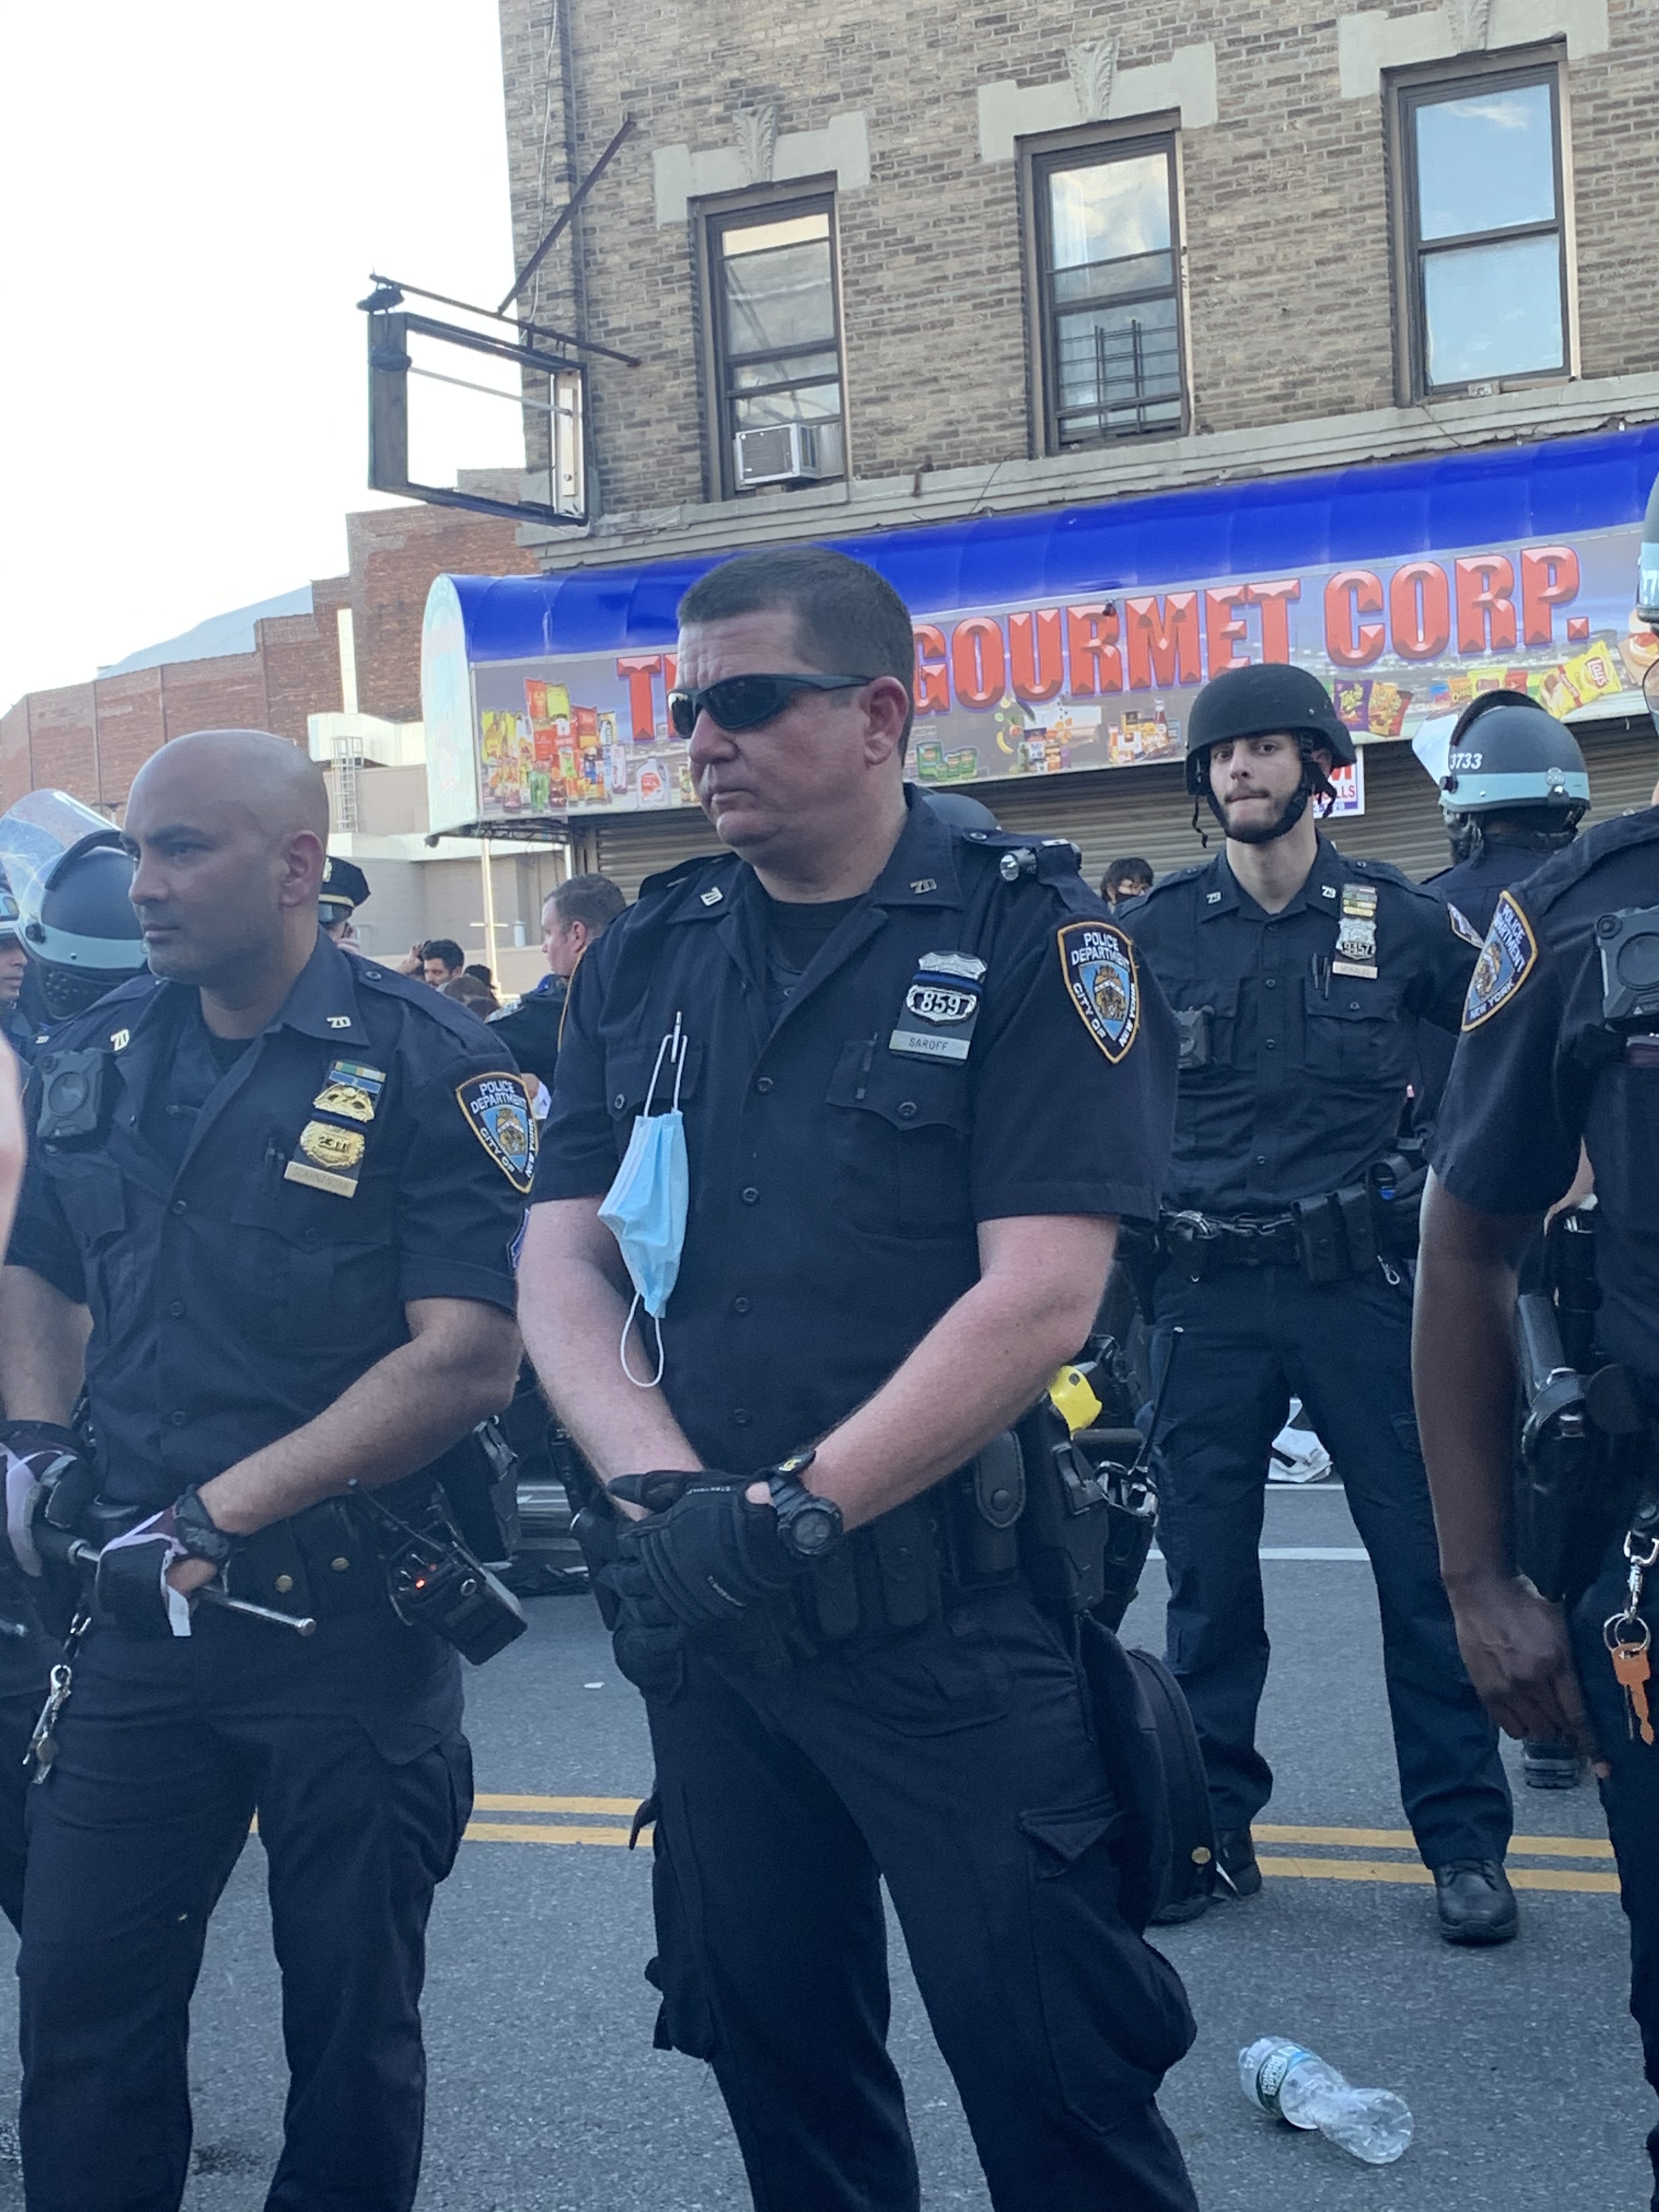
[599,1020,689,1386]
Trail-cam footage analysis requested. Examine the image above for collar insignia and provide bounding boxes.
[1446,902,1485,947]
[110,1028,131,1051]
[326,1015,353,1030]
[700,888,723,907]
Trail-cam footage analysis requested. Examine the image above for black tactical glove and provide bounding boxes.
[2,1421,99,1639]
[94,1488,235,1639]
[607,1472,799,1636]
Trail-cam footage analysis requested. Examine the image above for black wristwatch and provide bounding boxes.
[764,1449,844,1564]
[172,1486,238,1570]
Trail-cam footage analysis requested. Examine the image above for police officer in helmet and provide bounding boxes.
[520,546,1198,2211]
[1118,660,1516,1939]
[1415,688,1590,1040]
[0,730,528,2212]
[1415,690,1593,1791]
[1414,737,1659,2197]
[0,790,149,1031]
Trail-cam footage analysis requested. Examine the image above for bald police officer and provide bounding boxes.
[0,730,529,2212]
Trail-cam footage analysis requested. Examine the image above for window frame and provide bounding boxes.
[1021,120,1190,458]
[1387,48,1575,403]
[694,182,849,503]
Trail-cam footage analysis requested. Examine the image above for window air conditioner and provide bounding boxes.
[733,421,832,488]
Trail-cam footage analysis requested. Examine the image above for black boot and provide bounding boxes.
[1433,1860,1518,1945]
[1214,1826,1261,1899]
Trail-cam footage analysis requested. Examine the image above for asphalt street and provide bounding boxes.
[0,1481,1646,2211]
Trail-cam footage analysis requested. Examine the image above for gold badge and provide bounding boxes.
[313,1082,376,1123]
[299,1121,364,1172]
[284,1118,368,1197]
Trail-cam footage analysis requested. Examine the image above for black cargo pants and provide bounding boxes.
[644,1582,1199,2212]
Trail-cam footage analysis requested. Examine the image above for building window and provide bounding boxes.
[1032,136,1186,451]
[704,195,845,497]
[1396,64,1568,395]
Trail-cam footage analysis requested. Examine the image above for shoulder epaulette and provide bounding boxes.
[958,830,1083,887]
[350,961,501,1048]
[637,849,740,905]
[1513,805,1659,919]
[1133,862,1208,901]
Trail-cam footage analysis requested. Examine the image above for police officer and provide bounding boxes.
[1414,690,1590,1119]
[0,729,528,2212]
[319,852,371,950]
[0,790,149,1029]
[1415,690,1593,1794]
[519,547,1198,2212]
[487,872,627,1089]
[1414,794,1659,2200]
[1118,661,1516,1940]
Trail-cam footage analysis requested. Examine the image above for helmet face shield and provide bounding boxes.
[0,793,146,1018]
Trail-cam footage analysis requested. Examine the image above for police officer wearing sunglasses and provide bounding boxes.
[519,546,1197,2212]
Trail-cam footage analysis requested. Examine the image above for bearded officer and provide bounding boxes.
[1117,662,1515,1939]
[0,729,528,2212]
[519,546,1199,2212]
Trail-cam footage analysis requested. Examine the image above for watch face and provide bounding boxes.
[789,1500,838,1556]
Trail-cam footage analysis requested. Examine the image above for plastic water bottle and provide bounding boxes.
[1239,2037,1413,2164]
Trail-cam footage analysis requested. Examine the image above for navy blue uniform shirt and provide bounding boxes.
[1415,838,1566,1127]
[7,933,531,1511]
[1431,806,1659,1389]
[487,971,567,1088]
[533,792,1177,1475]
[1120,835,1476,1215]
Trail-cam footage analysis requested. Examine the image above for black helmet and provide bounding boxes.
[0,792,146,1024]
[1183,663,1357,796]
[1184,663,1356,843]
[921,788,1001,831]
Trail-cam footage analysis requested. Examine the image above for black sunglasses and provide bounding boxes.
[667,672,873,739]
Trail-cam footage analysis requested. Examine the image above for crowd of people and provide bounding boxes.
[0,539,1647,2212]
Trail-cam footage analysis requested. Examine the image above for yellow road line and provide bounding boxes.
[1256,1823,1614,1860]
[473,1794,641,1816]
[464,1821,652,1847]
[1259,1854,1620,1894]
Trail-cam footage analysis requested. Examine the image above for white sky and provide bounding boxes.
[0,0,519,715]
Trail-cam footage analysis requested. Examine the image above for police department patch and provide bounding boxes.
[1058,921,1140,1063]
[458,1072,539,1193]
[1462,891,1538,1031]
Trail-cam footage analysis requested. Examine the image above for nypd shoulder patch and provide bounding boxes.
[1058,920,1140,1064]
[458,1071,539,1193]
[1462,891,1538,1031]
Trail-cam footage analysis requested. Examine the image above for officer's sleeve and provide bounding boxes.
[968,900,1178,1222]
[1429,912,1581,1215]
[1401,888,1480,1033]
[3,1088,87,1305]
[396,1044,531,1313]
[530,941,618,1203]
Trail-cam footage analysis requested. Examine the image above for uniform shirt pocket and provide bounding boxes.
[229,1163,397,1353]
[823,1042,972,1239]
[43,1159,133,1333]
[601,1040,704,1141]
[1302,975,1409,1085]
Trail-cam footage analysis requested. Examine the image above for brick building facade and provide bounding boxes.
[0,496,537,814]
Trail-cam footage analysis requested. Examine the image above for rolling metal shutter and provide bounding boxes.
[577,715,1654,900]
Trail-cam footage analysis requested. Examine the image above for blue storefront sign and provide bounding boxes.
[422,426,1659,833]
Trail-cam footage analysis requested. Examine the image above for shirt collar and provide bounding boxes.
[274,931,373,1045]
[664,786,963,926]
[1206,836,1345,922]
